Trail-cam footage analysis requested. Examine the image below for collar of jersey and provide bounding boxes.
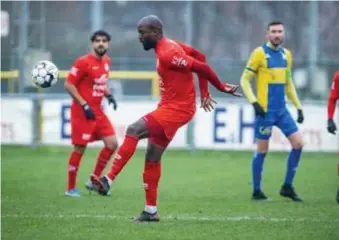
[266,41,282,51]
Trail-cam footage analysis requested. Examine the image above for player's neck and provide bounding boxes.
[267,41,280,50]
[154,35,165,51]
[92,52,104,60]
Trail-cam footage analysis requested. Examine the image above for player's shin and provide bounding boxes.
[106,135,138,183]
[284,148,302,185]
[93,147,115,177]
[143,160,161,214]
[252,152,266,192]
[67,151,83,190]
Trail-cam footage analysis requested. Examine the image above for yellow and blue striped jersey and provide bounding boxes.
[240,42,302,111]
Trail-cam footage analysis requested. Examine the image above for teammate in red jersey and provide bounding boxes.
[327,71,339,135]
[90,15,241,221]
[327,71,339,203]
[64,30,118,197]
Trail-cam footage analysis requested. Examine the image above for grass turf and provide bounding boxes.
[1,146,339,240]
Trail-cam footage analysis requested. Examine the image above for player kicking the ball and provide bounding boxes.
[64,30,118,197]
[90,15,241,222]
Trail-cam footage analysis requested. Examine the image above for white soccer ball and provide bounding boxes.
[31,60,59,88]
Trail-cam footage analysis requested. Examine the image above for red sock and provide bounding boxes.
[93,147,115,177]
[106,135,138,181]
[67,151,83,190]
[143,161,161,206]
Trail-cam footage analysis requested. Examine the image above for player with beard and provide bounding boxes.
[90,15,241,222]
[240,21,305,202]
[64,30,118,197]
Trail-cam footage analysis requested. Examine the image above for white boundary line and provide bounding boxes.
[2,214,339,223]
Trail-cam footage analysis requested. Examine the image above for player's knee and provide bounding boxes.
[289,132,304,149]
[126,124,140,138]
[292,138,304,149]
[104,137,119,150]
[257,140,269,153]
[145,142,165,161]
[73,145,86,154]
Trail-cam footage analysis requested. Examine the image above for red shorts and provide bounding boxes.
[71,112,115,145]
[143,106,194,148]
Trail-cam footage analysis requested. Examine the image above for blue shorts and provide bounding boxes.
[255,108,298,140]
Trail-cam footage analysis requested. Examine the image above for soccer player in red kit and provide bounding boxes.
[90,15,241,221]
[327,71,339,203]
[64,30,118,197]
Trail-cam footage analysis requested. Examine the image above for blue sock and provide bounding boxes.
[252,152,266,192]
[284,148,302,186]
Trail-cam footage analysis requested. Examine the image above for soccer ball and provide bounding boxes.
[31,60,59,88]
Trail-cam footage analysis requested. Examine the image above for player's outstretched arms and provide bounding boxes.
[190,60,241,97]
[160,49,241,96]
[175,41,215,111]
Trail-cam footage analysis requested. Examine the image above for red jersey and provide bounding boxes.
[155,38,196,116]
[328,71,339,119]
[67,53,111,116]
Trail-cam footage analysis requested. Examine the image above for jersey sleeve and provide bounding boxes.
[174,41,193,55]
[330,71,339,99]
[285,50,302,109]
[175,41,210,98]
[159,48,195,72]
[67,58,87,85]
[240,48,262,103]
[328,71,339,119]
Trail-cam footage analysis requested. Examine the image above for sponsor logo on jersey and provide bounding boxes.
[171,55,188,67]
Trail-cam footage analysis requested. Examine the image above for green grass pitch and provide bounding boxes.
[1,146,339,240]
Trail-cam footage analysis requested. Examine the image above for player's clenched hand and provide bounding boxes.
[106,94,118,111]
[223,83,242,97]
[252,102,265,117]
[82,103,96,120]
[327,119,337,135]
[200,95,217,112]
[297,109,304,124]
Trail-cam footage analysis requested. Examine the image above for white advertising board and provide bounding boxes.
[41,99,188,148]
[194,103,339,152]
[1,99,33,144]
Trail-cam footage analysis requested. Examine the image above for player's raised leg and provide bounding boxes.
[133,138,169,222]
[65,144,86,197]
[91,117,150,195]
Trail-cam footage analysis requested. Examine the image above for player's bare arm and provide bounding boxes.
[65,61,96,120]
[64,81,87,106]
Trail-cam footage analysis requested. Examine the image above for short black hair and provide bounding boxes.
[267,21,284,30]
[90,30,111,42]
